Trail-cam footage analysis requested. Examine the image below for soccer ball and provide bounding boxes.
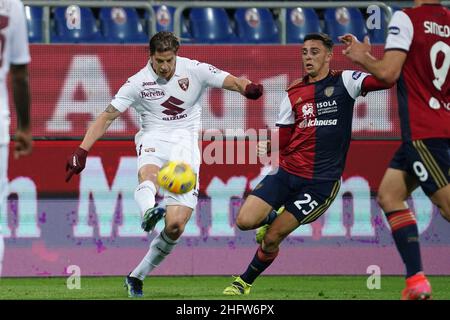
[157,161,196,194]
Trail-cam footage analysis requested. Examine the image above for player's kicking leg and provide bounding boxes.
[224,174,340,296]
[135,164,166,233]
[223,210,300,295]
[126,204,193,297]
[125,163,166,297]
[235,169,292,234]
[255,206,284,244]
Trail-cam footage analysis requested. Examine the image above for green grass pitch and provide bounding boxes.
[0,275,449,300]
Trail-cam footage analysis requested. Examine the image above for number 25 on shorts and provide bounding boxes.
[294,193,318,216]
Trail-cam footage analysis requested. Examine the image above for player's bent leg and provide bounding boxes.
[136,164,165,233]
[236,195,273,231]
[376,168,418,212]
[127,203,192,297]
[255,206,284,244]
[262,209,300,252]
[164,205,193,240]
[430,184,450,222]
[223,210,301,296]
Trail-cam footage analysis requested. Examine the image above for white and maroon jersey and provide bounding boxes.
[385,4,450,141]
[0,0,30,145]
[276,70,369,180]
[111,56,229,141]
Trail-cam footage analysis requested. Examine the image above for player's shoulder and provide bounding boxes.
[330,70,344,78]
[125,65,151,87]
[177,56,201,69]
[341,70,366,81]
[403,4,448,19]
[286,76,309,91]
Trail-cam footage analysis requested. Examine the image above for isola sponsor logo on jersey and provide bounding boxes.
[299,101,338,128]
[140,88,166,100]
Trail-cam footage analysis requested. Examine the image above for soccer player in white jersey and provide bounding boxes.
[65,31,263,297]
[0,0,32,277]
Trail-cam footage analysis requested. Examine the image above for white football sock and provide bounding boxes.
[134,180,157,214]
[130,230,178,280]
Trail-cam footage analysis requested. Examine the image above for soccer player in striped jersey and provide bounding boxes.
[341,0,449,300]
[223,33,391,296]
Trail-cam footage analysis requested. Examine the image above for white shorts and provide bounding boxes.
[135,132,200,209]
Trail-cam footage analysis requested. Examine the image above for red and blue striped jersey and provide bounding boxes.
[385,4,450,141]
[276,70,369,180]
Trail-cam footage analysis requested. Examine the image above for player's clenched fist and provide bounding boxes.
[65,147,88,182]
[244,83,263,100]
[257,140,271,156]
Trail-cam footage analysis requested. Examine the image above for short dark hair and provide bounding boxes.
[149,31,180,55]
[304,33,333,51]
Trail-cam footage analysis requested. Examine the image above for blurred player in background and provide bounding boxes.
[0,0,33,276]
[223,33,391,296]
[341,0,449,300]
[65,31,263,297]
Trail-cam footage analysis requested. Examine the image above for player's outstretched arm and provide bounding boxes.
[340,33,407,85]
[222,75,263,100]
[79,105,121,151]
[65,104,121,182]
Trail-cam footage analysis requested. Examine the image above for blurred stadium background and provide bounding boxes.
[1,0,450,299]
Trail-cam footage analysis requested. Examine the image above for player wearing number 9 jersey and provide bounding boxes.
[342,0,449,300]
[65,31,263,297]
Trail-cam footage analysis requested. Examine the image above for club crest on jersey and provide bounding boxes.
[301,103,315,118]
[325,86,334,97]
[178,78,189,91]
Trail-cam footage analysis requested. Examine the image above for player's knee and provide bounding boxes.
[137,166,158,184]
[235,214,256,230]
[438,203,450,222]
[263,231,282,250]
[376,191,395,212]
[164,221,185,239]
[235,206,258,230]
